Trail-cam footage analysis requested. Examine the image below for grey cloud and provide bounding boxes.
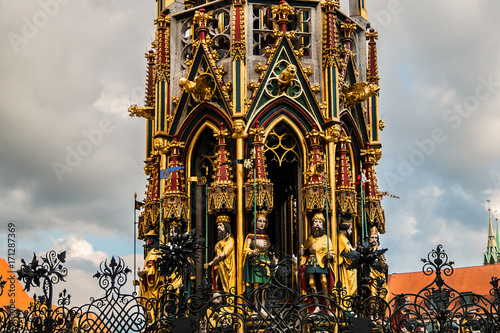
[370,1,500,272]
[0,0,498,287]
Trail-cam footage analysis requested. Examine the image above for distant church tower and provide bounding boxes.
[484,205,499,265]
[130,0,385,295]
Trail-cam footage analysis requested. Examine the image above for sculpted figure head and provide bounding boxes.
[284,64,297,78]
[234,120,245,133]
[311,212,327,238]
[368,227,379,248]
[252,211,268,233]
[338,215,353,236]
[144,252,160,290]
[216,215,231,241]
[179,77,189,89]
[367,83,380,96]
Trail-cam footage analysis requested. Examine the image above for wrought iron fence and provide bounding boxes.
[1,244,499,332]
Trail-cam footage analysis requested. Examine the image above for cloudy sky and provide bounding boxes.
[1,0,499,305]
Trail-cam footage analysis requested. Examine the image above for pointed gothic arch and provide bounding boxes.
[248,97,321,133]
[184,121,233,284]
[177,104,233,145]
[257,116,307,266]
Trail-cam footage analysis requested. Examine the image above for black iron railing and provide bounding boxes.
[1,243,499,332]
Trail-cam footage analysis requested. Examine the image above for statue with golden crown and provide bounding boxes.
[300,212,336,311]
[204,215,236,293]
[338,214,357,296]
[368,226,388,300]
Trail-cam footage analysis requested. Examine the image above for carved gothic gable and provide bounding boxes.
[246,35,323,130]
[169,42,232,135]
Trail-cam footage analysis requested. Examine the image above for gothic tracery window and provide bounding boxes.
[252,5,312,57]
[179,8,231,70]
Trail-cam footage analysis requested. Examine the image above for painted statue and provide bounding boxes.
[137,230,162,297]
[338,215,357,296]
[277,64,297,94]
[341,81,380,108]
[243,211,271,316]
[138,250,162,299]
[163,224,195,294]
[300,212,336,311]
[205,215,236,293]
[137,250,162,321]
[368,227,388,300]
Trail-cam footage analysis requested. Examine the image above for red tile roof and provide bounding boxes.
[388,264,500,301]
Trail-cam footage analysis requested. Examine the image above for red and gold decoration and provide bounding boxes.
[272,0,295,33]
[245,124,273,213]
[321,0,340,68]
[302,127,331,213]
[231,0,246,57]
[338,18,356,90]
[128,50,156,120]
[138,154,161,240]
[208,124,236,214]
[366,28,382,142]
[162,138,189,225]
[366,29,379,85]
[361,144,385,233]
[193,8,212,42]
[335,130,357,216]
[131,0,390,301]
[154,13,169,74]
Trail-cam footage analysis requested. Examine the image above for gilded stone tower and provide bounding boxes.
[131,0,385,296]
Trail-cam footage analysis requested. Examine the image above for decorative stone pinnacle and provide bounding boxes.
[145,50,155,61]
[249,123,265,142]
[155,14,169,29]
[366,28,379,41]
[214,123,230,139]
[305,128,325,141]
[321,0,340,11]
[193,8,212,27]
[193,8,212,41]
[272,0,295,31]
[360,147,377,165]
[340,19,357,44]
[367,28,380,84]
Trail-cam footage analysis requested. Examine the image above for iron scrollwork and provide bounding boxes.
[0,276,6,296]
[2,244,500,332]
